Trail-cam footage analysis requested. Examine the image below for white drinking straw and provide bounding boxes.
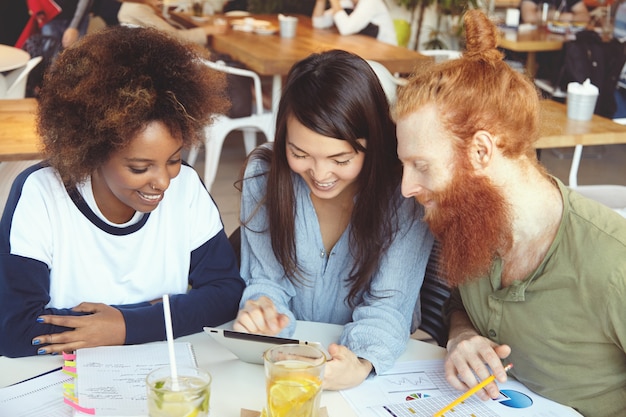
[162,294,180,391]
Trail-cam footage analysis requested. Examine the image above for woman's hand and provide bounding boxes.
[32,302,126,354]
[233,296,290,335]
[329,0,343,13]
[322,343,372,390]
[444,329,511,400]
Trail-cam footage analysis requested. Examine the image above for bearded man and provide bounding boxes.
[394,10,626,417]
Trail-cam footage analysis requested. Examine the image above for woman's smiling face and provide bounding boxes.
[285,115,365,201]
[91,120,183,223]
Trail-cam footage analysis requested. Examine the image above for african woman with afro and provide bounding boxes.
[0,26,245,357]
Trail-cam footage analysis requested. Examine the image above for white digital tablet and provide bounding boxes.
[203,327,331,365]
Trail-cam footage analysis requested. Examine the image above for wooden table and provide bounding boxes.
[169,13,433,112]
[0,98,41,161]
[536,99,626,148]
[498,27,565,77]
[2,98,626,161]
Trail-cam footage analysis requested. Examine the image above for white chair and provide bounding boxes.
[187,60,275,191]
[0,160,41,215]
[418,49,462,63]
[0,76,7,98]
[366,60,408,104]
[0,56,43,99]
[568,144,626,217]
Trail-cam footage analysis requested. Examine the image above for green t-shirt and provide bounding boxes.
[447,178,626,417]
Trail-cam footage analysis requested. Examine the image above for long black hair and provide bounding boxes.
[245,49,403,306]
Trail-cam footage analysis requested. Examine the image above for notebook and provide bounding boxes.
[64,342,197,416]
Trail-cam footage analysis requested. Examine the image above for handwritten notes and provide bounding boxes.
[73,343,197,416]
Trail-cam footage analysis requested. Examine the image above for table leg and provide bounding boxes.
[526,52,537,78]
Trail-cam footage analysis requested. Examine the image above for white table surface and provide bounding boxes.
[0,45,30,73]
[0,321,446,416]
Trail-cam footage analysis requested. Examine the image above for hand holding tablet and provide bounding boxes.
[203,327,332,365]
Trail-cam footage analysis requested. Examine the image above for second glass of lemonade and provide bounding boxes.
[263,344,326,417]
[146,366,211,417]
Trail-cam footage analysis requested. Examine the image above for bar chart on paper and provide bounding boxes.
[340,359,584,417]
[379,394,500,417]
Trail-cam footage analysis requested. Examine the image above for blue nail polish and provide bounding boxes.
[32,339,41,345]
[37,348,46,355]
[36,317,44,323]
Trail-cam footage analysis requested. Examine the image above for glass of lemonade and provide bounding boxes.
[146,366,211,417]
[263,344,326,417]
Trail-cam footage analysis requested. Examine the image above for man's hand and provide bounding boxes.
[33,302,126,354]
[233,296,290,335]
[445,329,511,400]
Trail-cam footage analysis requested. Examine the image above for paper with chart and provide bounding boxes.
[340,359,583,417]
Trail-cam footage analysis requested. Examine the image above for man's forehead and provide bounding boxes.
[397,109,452,155]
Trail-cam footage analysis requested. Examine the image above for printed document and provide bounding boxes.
[340,359,583,417]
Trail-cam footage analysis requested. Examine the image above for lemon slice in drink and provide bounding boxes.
[158,392,200,417]
[268,375,321,416]
[159,402,199,417]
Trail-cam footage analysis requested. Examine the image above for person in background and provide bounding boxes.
[0,26,245,358]
[233,49,433,390]
[518,0,590,84]
[520,0,590,24]
[41,0,93,52]
[394,9,626,417]
[91,0,122,26]
[312,0,398,45]
[117,0,227,46]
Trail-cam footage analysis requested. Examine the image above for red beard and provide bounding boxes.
[422,166,513,287]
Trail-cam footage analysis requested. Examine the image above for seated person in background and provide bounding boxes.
[519,0,590,83]
[42,0,92,52]
[118,0,227,45]
[91,0,122,26]
[395,10,626,417]
[312,0,398,45]
[520,0,590,24]
[233,49,434,390]
[0,26,245,358]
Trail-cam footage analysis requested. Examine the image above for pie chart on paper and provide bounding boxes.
[497,390,533,408]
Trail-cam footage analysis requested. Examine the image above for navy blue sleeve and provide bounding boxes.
[0,254,90,357]
[0,166,91,357]
[0,232,244,357]
[121,229,245,345]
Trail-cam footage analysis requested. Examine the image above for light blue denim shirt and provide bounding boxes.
[239,153,434,374]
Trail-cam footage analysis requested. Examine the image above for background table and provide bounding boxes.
[169,13,433,112]
[498,27,565,77]
[536,99,626,148]
[0,321,446,416]
[0,98,40,161]
[4,98,626,162]
[172,13,431,76]
[0,44,30,72]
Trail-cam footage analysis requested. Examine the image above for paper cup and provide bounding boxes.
[279,16,298,38]
[567,91,598,121]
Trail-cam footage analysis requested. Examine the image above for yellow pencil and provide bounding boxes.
[433,363,513,417]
